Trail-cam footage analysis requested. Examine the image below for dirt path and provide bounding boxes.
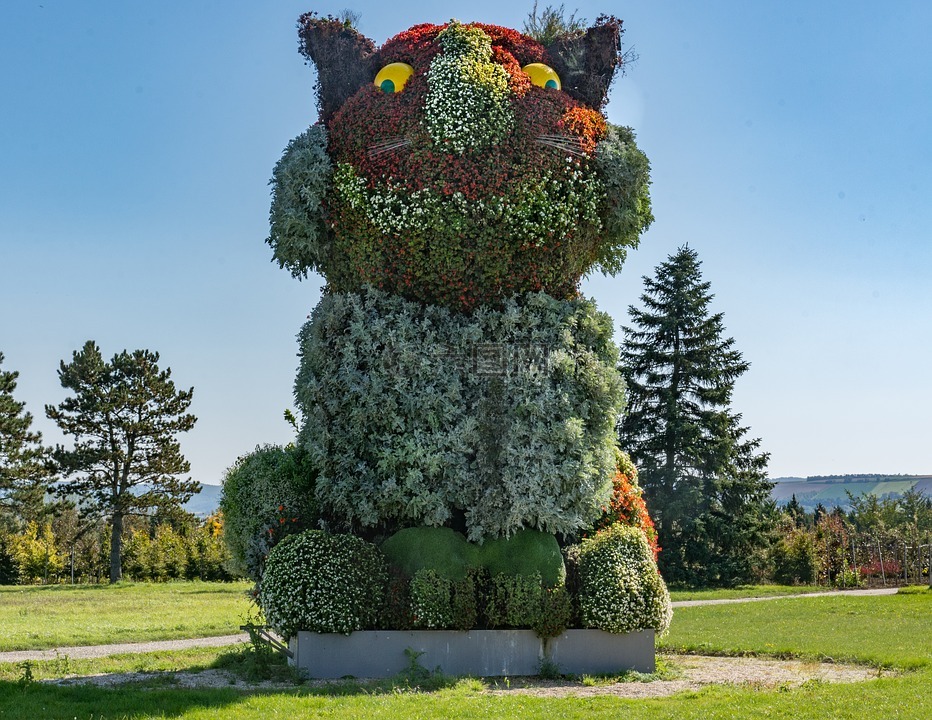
[48,654,882,696]
[670,587,897,608]
[0,633,250,663]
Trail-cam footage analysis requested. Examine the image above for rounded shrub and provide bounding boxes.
[220,444,317,580]
[381,527,478,581]
[479,530,565,587]
[576,523,672,635]
[259,530,387,637]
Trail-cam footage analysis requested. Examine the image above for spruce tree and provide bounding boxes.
[46,341,199,583]
[0,352,50,524]
[618,246,774,586]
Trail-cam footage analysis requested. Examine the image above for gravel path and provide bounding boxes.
[48,654,882,696]
[0,633,250,663]
[670,587,897,608]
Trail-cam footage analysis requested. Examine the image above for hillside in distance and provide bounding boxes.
[771,474,932,510]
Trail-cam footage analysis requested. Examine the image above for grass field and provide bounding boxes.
[0,581,254,651]
[0,585,928,718]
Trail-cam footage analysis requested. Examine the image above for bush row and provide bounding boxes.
[258,523,671,639]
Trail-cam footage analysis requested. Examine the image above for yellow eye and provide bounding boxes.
[374,63,414,94]
[522,63,561,90]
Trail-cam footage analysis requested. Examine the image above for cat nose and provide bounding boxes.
[422,24,514,154]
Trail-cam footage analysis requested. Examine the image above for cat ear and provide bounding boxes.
[298,13,378,125]
[546,19,623,109]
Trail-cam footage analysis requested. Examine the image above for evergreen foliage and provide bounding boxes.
[296,288,623,540]
[0,352,51,522]
[219,444,317,581]
[267,124,333,279]
[45,341,198,584]
[618,247,774,586]
[479,530,566,587]
[380,527,478,581]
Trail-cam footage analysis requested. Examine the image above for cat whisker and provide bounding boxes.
[535,135,587,157]
[368,136,412,158]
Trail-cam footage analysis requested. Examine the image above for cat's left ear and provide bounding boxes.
[298,13,378,125]
[546,17,624,109]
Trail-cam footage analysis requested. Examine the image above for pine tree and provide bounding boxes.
[45,341,199,583]
[618,246,774,586]
[0,352,51,524]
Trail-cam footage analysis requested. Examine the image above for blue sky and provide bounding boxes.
[2,0,930,484]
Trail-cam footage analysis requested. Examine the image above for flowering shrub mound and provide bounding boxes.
[576,524,671,635]
[220,444,317,581]
[269,19,653,311]
[260,530,386,637]
[589,451,659,560]
[296,287,623,540]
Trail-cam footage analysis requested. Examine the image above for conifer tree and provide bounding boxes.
[0,352,50,524]
[46,341,198,583]
[618,246,774,586]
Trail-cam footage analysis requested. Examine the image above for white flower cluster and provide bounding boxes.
[501,159,604,247]
[333,163,440,236]
[259,530,386,638]
[423,24,513,153]
[333,159,604,246]
[577,524,672,636]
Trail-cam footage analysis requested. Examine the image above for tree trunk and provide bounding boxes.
[109,512,124,584]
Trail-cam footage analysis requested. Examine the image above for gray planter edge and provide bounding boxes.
[289,628,655,679]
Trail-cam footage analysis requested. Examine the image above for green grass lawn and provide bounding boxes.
[0,581,254,651]
[660,588,931,669]
[0,586,928,719]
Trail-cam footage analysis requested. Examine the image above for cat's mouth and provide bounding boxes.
[368,134,588,159]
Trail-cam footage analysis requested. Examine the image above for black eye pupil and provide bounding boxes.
[380,79,396,93]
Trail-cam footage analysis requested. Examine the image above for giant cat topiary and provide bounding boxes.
[267,13,655,542]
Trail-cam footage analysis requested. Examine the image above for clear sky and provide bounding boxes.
[2,0,930,485]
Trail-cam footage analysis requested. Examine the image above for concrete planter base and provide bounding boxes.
[289,628,654,679]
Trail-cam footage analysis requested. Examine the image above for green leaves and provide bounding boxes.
[296,288,624,540]
[619,247,772,586]
[267,124,333,279]
[0,352,51,520]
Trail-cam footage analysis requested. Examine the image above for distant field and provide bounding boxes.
[771,475,932,508]
[0,581,253,651]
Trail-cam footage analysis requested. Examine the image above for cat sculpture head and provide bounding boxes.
[268,13,652,311]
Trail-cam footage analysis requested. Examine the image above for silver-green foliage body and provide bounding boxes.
[267,124,332,278]
[259,530,386,637]
[594,124,653,275]
[295,287,625,541]
[577,524,672,634]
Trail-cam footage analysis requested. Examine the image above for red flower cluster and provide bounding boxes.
[590,458,660,560]
[560,107,608,154]
[378,22,549,72]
